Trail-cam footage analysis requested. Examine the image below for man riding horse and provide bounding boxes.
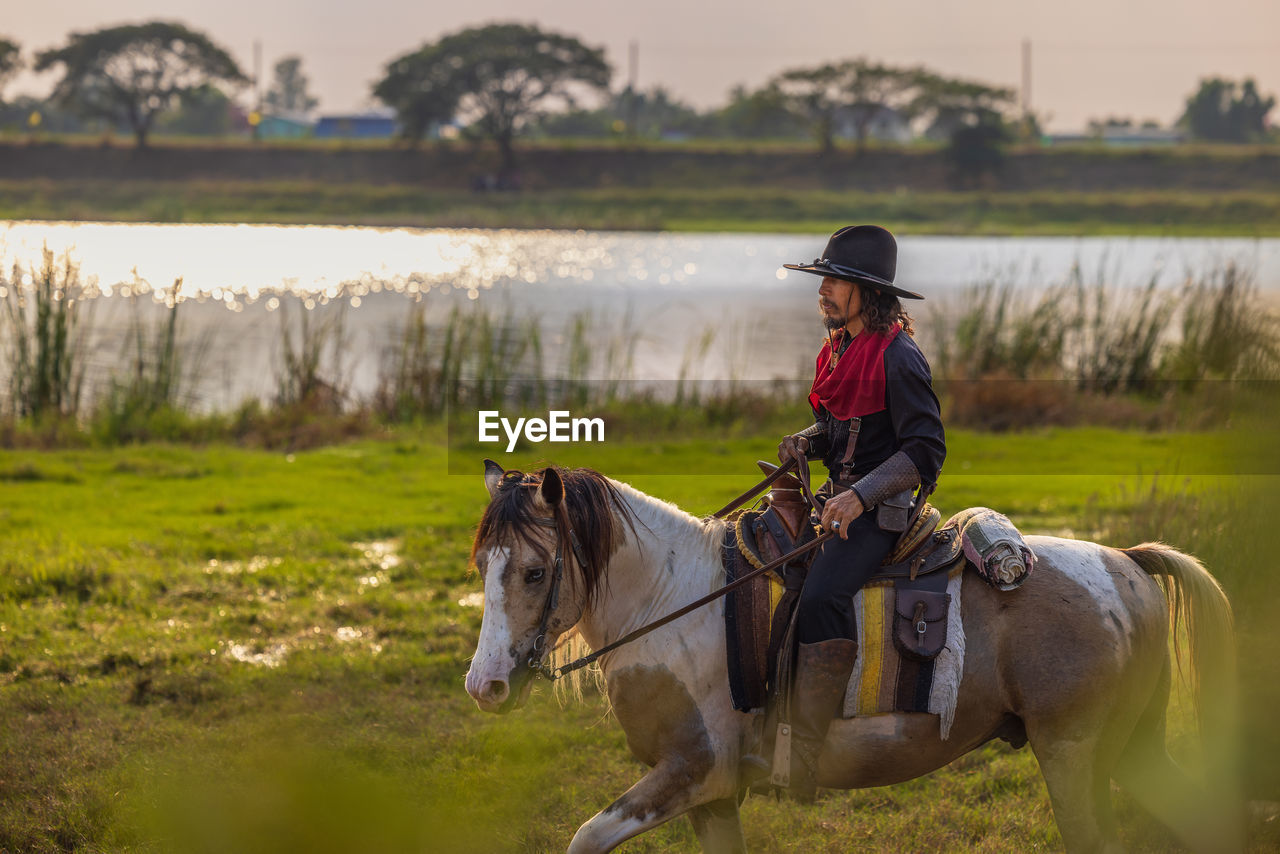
[467,231,1235,849]
[773,224,946,801]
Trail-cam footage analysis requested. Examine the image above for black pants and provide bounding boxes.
[796,512,899,645]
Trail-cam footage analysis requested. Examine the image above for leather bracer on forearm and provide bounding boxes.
[792,422,827,459]
[849,450,920,510]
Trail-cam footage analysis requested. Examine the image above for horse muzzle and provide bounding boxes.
[465,660,536,714]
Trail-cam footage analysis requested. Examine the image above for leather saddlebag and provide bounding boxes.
[893,588,950,661]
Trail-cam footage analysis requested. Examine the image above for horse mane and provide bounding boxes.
[470,466,638,607]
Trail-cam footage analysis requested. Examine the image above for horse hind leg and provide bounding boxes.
[1034,737,1125,854]
[1031,692,1158,854]
[1027,702,1130,852]
[1113,741,1234,854]
[1111,676,1243,854]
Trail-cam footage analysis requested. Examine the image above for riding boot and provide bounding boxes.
[786,637,857,803]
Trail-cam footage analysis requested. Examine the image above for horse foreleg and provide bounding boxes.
[567,763,726,854]
[687,797,747,854]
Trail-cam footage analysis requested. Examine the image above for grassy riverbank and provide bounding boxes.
[5,181,1280,235]
[3,139,1280,234]
[2,426,1278,852]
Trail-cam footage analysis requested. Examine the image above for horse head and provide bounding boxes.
[464,459,625,713]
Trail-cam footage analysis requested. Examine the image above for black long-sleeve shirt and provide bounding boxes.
[809,332,946,485]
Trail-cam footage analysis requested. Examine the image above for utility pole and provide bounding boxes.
[1020,38,1033,141]
[251,39,263,142]
[1020,38,1031,118]
[628,40,639,137]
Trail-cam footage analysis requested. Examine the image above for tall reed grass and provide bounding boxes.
[932,262,1278,389]
[274,299,349,413]
[0,248,95,421]
[373,302,643,420]
[928,261,1280,428]
[2,246,1277,445]
[1163,262,1280,388]
[375,303,543,419]
[90,279,213,443]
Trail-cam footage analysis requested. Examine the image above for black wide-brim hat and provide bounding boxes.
[783,224,924,300]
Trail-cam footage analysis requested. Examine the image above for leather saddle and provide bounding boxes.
[751,461,810,550]
[723,462,964,710]
[752,460,963,582]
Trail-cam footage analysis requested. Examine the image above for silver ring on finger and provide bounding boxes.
[832,520,841,530]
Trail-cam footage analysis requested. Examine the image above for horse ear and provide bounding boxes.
[483,459,504,498]
[539,467,565,507]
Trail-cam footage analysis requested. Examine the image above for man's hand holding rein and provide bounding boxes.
[820,489,864,540]
[777,433,809,465]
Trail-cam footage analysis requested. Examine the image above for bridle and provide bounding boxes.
[525,513,587,675]
[514,459,831,683]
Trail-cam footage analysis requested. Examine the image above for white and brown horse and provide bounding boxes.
[464,463,1238,854]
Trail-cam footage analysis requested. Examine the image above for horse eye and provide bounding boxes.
[524,567,545,584]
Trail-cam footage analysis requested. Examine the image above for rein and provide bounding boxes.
[709,456,799,518]
[535,529,832,682]
[526,462,828,683]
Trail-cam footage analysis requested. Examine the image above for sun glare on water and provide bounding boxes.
[0,222,627,308]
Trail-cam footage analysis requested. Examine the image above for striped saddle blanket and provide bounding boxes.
[723,508,975,740]
[841,568,966,740]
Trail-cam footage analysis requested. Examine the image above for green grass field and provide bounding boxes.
[4,181,1280,235]
[6,135,1279,235]
[2,425,1278,852]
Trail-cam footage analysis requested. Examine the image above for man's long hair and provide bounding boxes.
[860,283,915,336]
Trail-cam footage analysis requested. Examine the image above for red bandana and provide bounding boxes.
[808,325,900,420]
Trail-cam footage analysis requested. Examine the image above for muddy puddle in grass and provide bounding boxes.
[214,540,406,667]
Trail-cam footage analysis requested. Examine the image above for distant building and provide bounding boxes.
[1098,127,1185,146]
[314,113,397,139]
[1045,128,1185,147]
[258,113,313,140]
[1043,132,1093,146]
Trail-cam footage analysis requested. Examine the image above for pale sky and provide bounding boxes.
[6,0,1280,131]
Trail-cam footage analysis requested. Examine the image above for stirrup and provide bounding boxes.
[738,754,770,790]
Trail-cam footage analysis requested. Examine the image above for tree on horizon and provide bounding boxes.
[264,56,318,116]
[843,60,922,151]
[374,22,611,175]
[771,59,929,154]
[0,37,21,102]
[716,84,805,140]
[771,63,848,154]
[909,72,1016,141]
[36,21,246,148]
[1180,77,1275,143]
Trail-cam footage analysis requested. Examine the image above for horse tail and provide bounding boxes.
[1122,542,1234,719]
[1122,542,1239,813]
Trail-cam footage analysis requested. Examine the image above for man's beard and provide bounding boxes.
[823,313,846,331]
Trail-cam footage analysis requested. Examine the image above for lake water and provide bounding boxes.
[3,222,1278,408]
